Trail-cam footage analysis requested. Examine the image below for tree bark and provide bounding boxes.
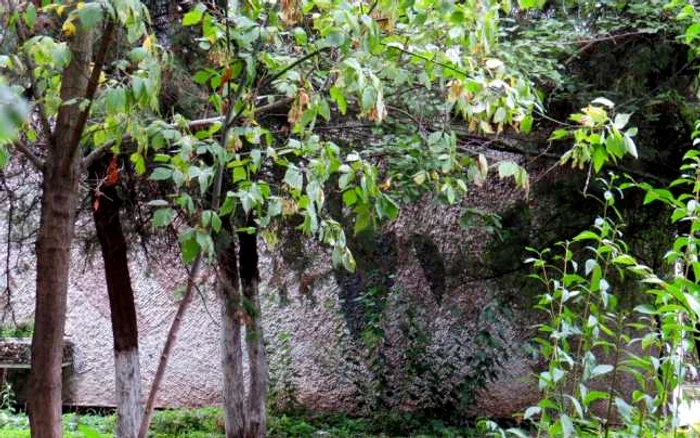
[28,25,93,438]
[238,229,268,438]
[138,254,202,438]
[89,157,142,438]
[218,234,247,438]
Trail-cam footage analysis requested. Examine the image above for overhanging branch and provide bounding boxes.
[82,97,293,169]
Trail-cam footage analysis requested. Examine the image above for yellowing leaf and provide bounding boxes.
[143,35,153,51]
[62,20,76,37]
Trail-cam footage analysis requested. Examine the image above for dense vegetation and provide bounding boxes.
[3,0,700,437]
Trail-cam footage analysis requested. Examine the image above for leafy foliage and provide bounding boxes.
[0,79,27,166]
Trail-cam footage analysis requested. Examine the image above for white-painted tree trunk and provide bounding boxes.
[114,349,142,438]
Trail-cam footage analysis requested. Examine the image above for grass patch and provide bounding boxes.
[0,408,482,437]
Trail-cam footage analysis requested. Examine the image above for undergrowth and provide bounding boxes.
[0,407,483,437]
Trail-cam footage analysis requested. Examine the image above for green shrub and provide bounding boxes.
[149,407,224,436]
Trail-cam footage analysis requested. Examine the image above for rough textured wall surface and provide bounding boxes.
[0,155,669,418]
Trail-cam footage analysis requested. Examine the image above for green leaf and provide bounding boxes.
[583,390,609,406]
[130,152,146,174]
[592,146,607,172]
[0,146,7,168]
[330,86,347,115]
[342,189,358,206]
[195,230,214,255]
[183,4,205,26]
[105,88,126,113]
[549,129,569,140]
[361,87,375,111]
[219,193,236,216]
[24,4,37,29]
[377,194,399,220]
[354,208,372,234]
[685,292,700,318]
[152,208,174,227]
[193,70,211,85]
[497,161,520,178]
[518,0,545,9]
[520,114,533,134]
[232,166,247,183]
[292,27,308,45]
[573,230,600,242]
[686,22,700,43]
[605,134,625,158]
[318,98,331,121]
[149,167,173,181]
[180,233,200,264]
[590,364,613,378]
[283,166,303,191]
[493,107,507,123]
[342,247,356,272]
[78,3,104,28]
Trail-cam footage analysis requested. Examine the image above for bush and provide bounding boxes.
[149,407,224,436]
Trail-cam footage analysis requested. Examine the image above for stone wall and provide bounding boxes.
[0,156,671,418]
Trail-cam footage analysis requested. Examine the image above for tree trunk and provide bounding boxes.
[238,230,268,438]
[218,235,247,437]
[138,254,203,438]
[89,157,142,438]
[28,25,93,438]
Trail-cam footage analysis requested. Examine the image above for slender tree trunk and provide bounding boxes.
[89,157,142,438]
[238,229,268,438]
[138,254,202,438]
[218,234,247,437]
[28,25,93,438]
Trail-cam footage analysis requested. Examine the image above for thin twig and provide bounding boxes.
[383,43,469,77]
[565,30,655,65]
[11,141,44,171]
[260,48,330,89]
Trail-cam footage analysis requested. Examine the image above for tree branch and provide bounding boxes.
[452,131,667,185]
[383,43,469,77]
[565,30,656,65]
[260,48,330,89]
[12,141,44,171]
[82,98,293,169]
[11,4,53,141]
[63,20,116,174]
